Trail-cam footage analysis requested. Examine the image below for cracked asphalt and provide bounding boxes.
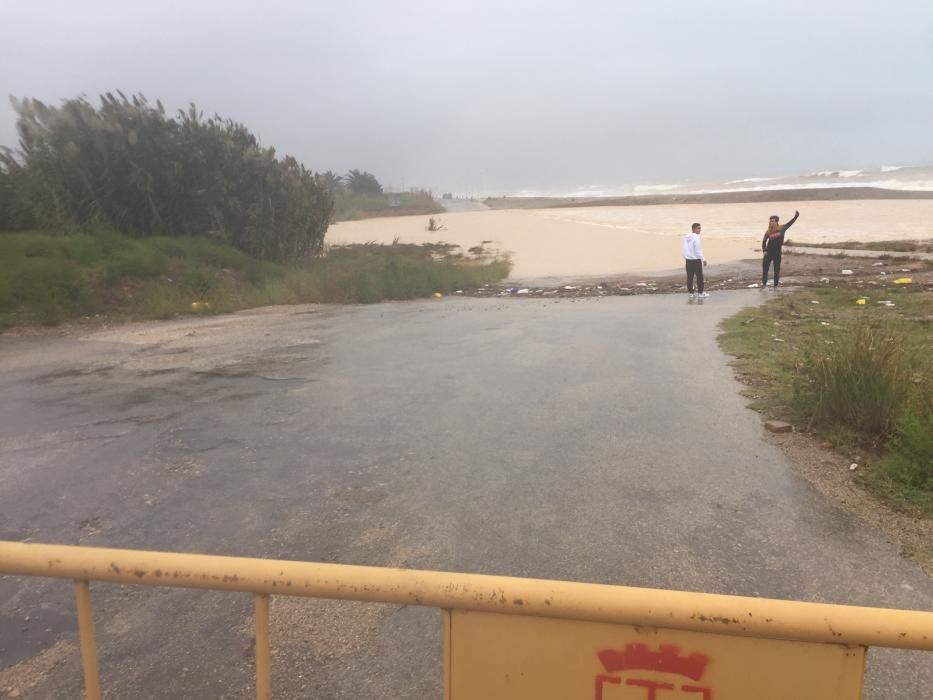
[0,293,930,698]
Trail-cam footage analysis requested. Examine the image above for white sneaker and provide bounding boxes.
[688,293,696,299]
[699,292,710,298]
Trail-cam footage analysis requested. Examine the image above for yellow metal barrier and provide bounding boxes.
[1,540,931,699]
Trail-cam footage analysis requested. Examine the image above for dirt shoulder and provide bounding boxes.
[764,430,933,575]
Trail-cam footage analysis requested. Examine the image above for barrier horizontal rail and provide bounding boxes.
[2,540,931,650]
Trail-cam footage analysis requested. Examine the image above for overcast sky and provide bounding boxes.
[2,0,932,193]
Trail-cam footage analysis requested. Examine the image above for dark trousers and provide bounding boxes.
[685,259,704,293]
[762,252,782,287]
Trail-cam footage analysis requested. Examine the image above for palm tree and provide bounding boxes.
[345,169,382,197]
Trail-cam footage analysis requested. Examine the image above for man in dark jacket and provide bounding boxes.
[761,210,799,288]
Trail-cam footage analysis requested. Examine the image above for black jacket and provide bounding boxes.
[762,212,799,255]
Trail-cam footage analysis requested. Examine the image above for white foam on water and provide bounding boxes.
[686,178,933,194]
[725,176,779,184]
[500,164,933,199]
[632,183,681,193]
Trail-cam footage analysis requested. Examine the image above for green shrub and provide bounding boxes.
[801,323,913,435]
[877,413,933,492]
[868,412,933,512]
[182,269,213,298]
[104,247,166,283]
[3,93,332,261]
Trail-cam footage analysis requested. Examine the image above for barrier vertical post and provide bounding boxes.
[255,593,272,700]
[73,579,102,700]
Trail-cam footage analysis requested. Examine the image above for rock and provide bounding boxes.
[765,420,793,434]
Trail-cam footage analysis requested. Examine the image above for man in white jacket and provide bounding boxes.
[682,222,708,298]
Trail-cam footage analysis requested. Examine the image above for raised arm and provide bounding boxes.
[781,210,800,233]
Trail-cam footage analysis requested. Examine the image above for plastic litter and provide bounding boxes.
[841,269,854,275]
[855,298,866,305]
[894,278,912,284]
[433,292,443,298]
[516,288,530,295]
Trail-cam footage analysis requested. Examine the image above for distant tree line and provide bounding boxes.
[0,92,333,261]
[317,170,443,220]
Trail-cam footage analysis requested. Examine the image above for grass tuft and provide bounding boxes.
[800,323,913,435]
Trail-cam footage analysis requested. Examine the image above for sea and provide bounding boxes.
[511,164,933,199]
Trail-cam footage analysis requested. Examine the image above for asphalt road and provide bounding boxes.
[0,292,930,698]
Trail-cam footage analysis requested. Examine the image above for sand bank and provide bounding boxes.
[329,200,933,280]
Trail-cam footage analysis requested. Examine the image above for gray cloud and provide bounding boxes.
[2,0,932,193]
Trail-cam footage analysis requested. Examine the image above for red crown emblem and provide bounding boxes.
[598,644,710,681]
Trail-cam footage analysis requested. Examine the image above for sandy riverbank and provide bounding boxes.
[330,199,933,280]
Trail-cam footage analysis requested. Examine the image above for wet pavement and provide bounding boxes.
[0,293,930,698]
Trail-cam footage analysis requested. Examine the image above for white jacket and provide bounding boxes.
[682,232,705,261]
